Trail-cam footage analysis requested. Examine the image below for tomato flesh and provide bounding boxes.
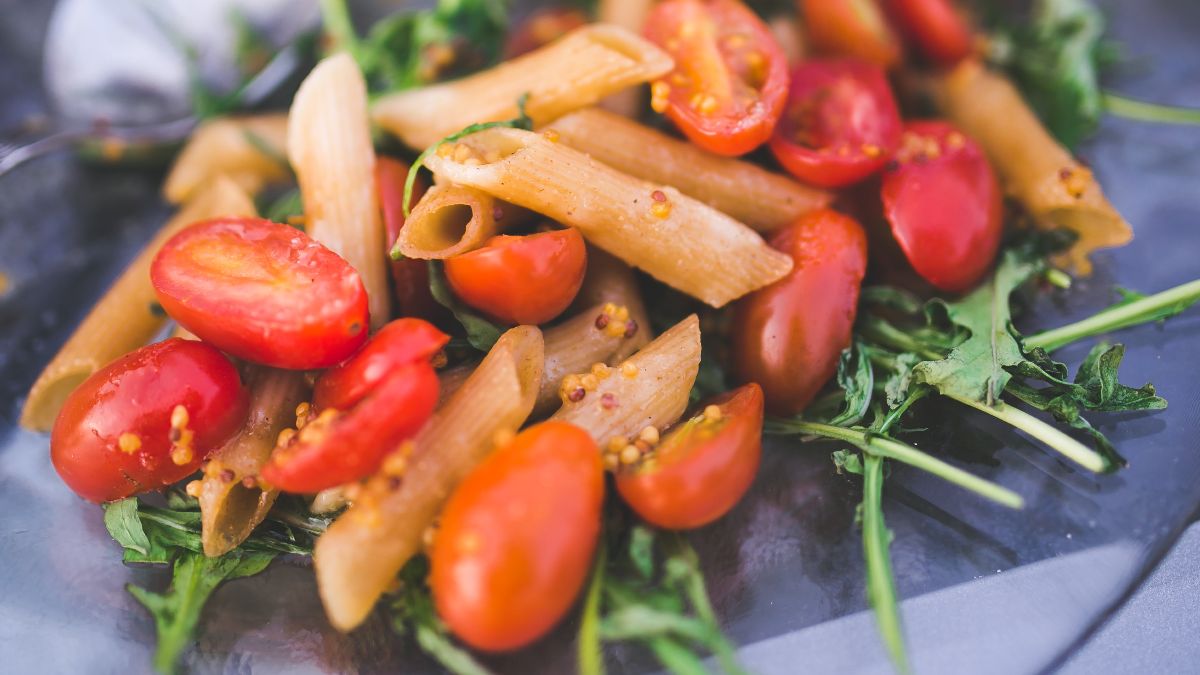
[881,120,1003,293]
[644,0,789,156]
[769,58,902,188]
[313,318,448,413]
[151,217,369,370]
[431,421,603,651]
[504,7,589,58]
[616,384,763,529]
[444,228,587,325]
[378,157,450,324]
[51,338,248,502]
[732,209,868,415]
[801,0,903,69]
[885,0,973,66]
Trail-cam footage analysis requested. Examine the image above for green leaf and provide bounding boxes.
[427,261,506,351]
[832,449,865,475]
[262,188,304,226]
[390,557,493,675]
[628,526,656,580]
[104,498,152,556]
[861,455,911,675]
[827,341,874,427]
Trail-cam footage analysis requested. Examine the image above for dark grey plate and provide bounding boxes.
[2,0,1199,673]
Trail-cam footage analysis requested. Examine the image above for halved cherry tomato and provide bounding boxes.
[378,157,450,324]
[732,209,868,415]
[261,361,438,493]
[444,228,586,325]
[644,0,789,156]
[151,217,369,370]
[881,120,1002,293]
[51,338,248,502]
[801,0,902,68]
[769,58,902,188]
[313,318,448,412]
[885,0,973,66]
[431,421,603,651]
[504,7,589,57]
[616,384,763,529]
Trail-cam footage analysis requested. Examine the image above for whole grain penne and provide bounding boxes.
[549,108,830,231]
[536,303,643,415]
[163,114,290,204]
[314,326,545,631]
[394,184,503,259]
[199,366,309,557]
[288,53,390,327]
[597,0,658,117]
[424,127,793,307]
[551,314,700,450]
[574,247,652,359]
[930,60,1132,274]
[372,24,673,150]
[20,175,257,431]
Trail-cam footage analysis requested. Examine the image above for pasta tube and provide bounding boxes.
[930,60,1132,274]
[597,0,657,117]
[574,247,653,360]
[20,176,256,431]
[372,24,673,149]
[199,366,309,557]
[314,326,545,631]
[536,303,643,415]
[551,314,700,449]
[549,108,830,231]
[423,127,793,307]
[393,184,505,259]
[163,114,290,204]
[288,53,391,327]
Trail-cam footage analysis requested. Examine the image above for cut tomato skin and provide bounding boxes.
[881,120,1003,293]
[800,0,903,69]
[431,421,603,652]
[151,217,370,370]
[377,157,450,324]
[261,361,438,493]
[616,384,763,529]
[313,318,448,413]
[884,0,973,66]
[51,338,248,502]
[769,58,902,188]
[732,209,868,416]
[504,7,589,58]
[444,228,587,325]
[644,0,790,156]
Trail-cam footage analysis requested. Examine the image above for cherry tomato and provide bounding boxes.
[732,209,868,415]
[769,58,902,188]
[616,384,763,529]
[261,361,438,493]
[884,0,973,66]
[504,7,589,57]
[378,157,450,324]
[313,318,448,413]
[50,338,248,502]
[151,217,369,370]
[444,228,587,325]
[800,0,902,69]
[644,0,789,156]
[431,421,603,651]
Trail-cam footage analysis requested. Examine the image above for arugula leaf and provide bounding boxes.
[261,188,304,226]
[390,557,493,675]
[105,497,152,556]
[827,340,874,427]
[427,261,506,351]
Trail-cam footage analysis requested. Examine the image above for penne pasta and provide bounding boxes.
[393,184,504,259]
[597,0,658,117]
[163,114,290,204]
[930,60,1132,274]
[372,24,673,149]
[549,108,830,231]
[20,176,257,432]
[199,366,309,557]
[574,247,652,360]
[288,53,391,327]
[551,314,700,450]
[423,127,793,307]
[314,326,545,631]
[535,303,643,415]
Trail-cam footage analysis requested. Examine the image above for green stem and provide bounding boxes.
[859,317,946,361]
[862,454,911,675]
[947,394,1108,473]
[1103,92,1200,125]
[777,421,1024,509]
[578,540,606,675]
[1025,279,1200,352]
[317,0,363,59]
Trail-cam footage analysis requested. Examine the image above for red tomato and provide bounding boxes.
[885,0,973,66]
[431,421,603,651]
[444,228,586,325]
[50,338,248,502]
[261,361,438,493]
[504,7,589,58]
[800,0,903,68]
[151,217,369,370]
[732,209,868,415]
[313,318,448,412]
[769,58,902,188]
[644,0,789,156]
[616,384,763,529]
[377,157,449,323]
[881,120,1002,293]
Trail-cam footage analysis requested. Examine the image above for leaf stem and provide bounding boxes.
[1025,279,1200,352]
[317,0,362,60]
[946,394,1108,473]
[862,454,911,675]
[578,539,606,675]
[1103,92,1200,125]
